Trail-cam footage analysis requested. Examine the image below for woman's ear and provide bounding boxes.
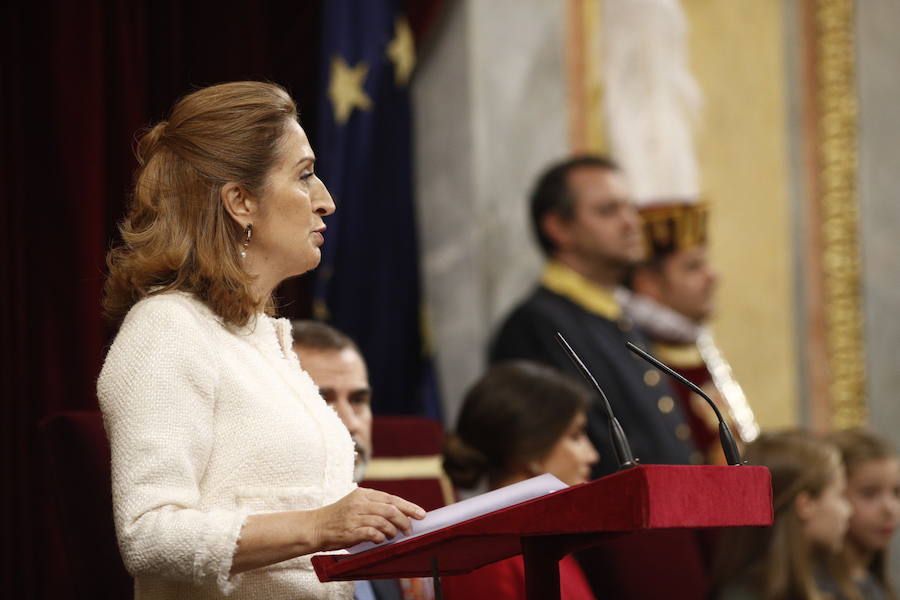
[221,182,258,226]
[794,490,815,522]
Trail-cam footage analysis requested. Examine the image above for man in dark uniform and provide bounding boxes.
[489,156,699,478]
[624,202,759,464]
[489,156,709,599]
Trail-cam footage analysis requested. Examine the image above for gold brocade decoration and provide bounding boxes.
[639,203,709,258]
[812,0,867,427]
[566,0,606,154]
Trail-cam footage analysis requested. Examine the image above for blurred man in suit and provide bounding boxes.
[488,156,709,599]
[489,156,699,478]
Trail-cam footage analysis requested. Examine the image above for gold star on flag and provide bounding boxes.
[328,55,373,125]
[386,17,415,87]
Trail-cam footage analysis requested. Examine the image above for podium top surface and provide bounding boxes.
[313,464,773,582]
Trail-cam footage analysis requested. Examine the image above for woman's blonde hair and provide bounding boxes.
[827,428,898,600]
[103,81,297,328]
[711,430,843,600]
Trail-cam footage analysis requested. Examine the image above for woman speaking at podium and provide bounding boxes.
[97,81,424,599]
[441,361,600,599]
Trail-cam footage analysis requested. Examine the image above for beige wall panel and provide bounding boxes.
[682,1,798,428]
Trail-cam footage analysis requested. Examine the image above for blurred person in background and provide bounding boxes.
[292,319,434,600]
[823,428,900,600]
[622,201,759,463]
[441,361,598,600]
[489,156,697,477]
[711,430,852,600]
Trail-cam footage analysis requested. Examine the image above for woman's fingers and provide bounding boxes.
[361,488,426,520]
[358,526,386,544]
[360,498,413,535]
[358,514,399,540]
[310,488,428,551]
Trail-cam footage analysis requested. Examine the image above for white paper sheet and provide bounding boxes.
[348,473,568,554]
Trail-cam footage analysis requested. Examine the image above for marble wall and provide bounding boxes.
[413,0,569,424]
[856,0,900,580]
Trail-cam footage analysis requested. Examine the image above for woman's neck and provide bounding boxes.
[490,471,531,490]
[842,538,875,579]
[243,252,285,306]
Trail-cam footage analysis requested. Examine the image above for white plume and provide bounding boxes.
[601,0,702,205]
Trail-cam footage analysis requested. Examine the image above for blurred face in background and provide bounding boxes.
[294,345,372,481]
[634,246,719,324]
[845,457,900,552]
[535,410,599,486]
[548,167,644,274]
[799,469,852,553]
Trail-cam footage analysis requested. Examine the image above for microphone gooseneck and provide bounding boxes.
[555,332,637,470]
[625,341,742,466]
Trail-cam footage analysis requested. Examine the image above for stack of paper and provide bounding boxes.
[349,473,568,554]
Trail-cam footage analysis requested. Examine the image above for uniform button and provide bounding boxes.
[676,423,691,440]
[658,396,675,413]
[644,370,661,386]
[618,318,633,332]
[690,451,705,465]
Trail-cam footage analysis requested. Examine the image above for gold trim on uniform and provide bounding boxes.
[541,261,622,321]
[652,342,704,369]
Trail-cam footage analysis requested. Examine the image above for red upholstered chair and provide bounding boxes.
[38,410,132,599]
[359,416,454,511]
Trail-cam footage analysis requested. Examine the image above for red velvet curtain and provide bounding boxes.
[1,2,322,596]
[2,1,444,597]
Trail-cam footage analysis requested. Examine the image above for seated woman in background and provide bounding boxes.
[711,430,852,600]
[823,428,900,600]
[440,361,599,600]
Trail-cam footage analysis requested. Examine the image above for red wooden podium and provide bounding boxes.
[313,465,773,599]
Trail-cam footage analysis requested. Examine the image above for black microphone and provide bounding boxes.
[625,341,742,466]
[556,332,637,470]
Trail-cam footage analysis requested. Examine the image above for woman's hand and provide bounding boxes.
[308,488,426,551]
[231,488,426,575]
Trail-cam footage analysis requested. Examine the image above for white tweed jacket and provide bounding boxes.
[98,292,355,599]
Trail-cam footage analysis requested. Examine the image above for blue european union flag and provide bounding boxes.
[314,0,440,419]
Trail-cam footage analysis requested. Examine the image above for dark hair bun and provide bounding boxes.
[442,433,488,490]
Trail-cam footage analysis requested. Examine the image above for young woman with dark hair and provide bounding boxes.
[441,361,599,599]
